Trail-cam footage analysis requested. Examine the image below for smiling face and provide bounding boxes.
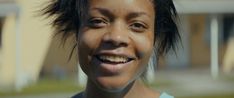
[78,0,155,91]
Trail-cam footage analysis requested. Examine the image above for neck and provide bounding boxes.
[83,79,159,98]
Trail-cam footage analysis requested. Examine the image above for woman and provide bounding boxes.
[42,0,180,98]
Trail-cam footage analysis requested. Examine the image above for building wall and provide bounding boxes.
[189,15,226,68]
[0,0,53,91]
[41,35,78,79]
[0,14,16,91]
[189,15,211,67]
[15,0,53,83]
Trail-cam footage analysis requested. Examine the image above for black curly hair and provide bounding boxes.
[42,0,180,66]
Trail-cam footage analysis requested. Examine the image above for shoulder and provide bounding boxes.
[71,92,83,98]
[159,92,174,98]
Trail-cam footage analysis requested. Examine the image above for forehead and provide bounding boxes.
[88,0,155,17]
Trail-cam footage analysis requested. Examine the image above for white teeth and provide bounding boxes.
[99,55,129,63]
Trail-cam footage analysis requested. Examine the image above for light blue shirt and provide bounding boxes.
[72,92,174,98]
[160,92,174,98]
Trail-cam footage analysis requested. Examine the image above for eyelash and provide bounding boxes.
[129,22,147,32]
[88,18,108,28]
[88,18,148,32]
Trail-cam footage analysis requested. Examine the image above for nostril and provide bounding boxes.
[102,33,129,47]
[102,39,128,48]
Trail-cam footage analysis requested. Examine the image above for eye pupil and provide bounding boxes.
[134,23,142,28]
[88,18,107,28]
[92,20,102,24]
[130,22,146,32]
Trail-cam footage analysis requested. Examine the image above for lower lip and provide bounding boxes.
[93,57,132,74]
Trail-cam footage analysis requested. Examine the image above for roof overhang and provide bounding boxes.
[0,3,20,17]
[175,0,234,14]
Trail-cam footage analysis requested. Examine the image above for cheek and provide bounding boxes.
[131,32,154,74]
[78,33,96,50]
[78,29,104,54]
[134,32,154,60]
[77,30,101,74]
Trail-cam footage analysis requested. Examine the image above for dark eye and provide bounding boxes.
[88,18,108,28]
[130,22,147,32]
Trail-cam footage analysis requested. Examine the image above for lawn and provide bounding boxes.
[0,77,233,98]
[0,78,83,97]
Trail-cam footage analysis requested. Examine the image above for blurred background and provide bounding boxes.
[0,0,234,98]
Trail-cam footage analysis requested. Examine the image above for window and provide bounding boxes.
[223,14,234,43]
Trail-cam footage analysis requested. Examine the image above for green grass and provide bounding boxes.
[1,77,234,98]
[148,79,234,98]
[0,78,83,96]
[222,75,234,83]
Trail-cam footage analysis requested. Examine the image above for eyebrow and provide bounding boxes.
[91,7,150,20]
[126,12,150,20]
[91,7,115,19]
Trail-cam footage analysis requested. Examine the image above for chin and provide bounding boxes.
[94,75,134,92]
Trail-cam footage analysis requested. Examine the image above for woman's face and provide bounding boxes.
[78,0,155,91]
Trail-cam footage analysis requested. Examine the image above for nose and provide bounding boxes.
[102,22,130,47]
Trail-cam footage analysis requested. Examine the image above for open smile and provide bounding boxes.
[93,53,135,74]
[96,54,134,64]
